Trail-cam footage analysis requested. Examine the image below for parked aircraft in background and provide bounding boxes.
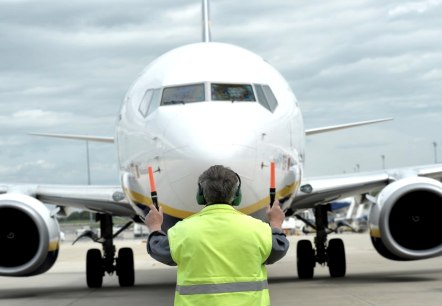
[297,197,370,235]
[1,0,441,288]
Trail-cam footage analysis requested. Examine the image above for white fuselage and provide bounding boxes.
[116,42,305,222]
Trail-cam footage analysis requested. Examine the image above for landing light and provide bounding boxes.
[300,184,313,194]
[112,192,126,202]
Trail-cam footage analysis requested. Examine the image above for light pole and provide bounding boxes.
[86,140,91,185]
[381,155,385,169]
[86,141,93,224]
[433,142,438,163]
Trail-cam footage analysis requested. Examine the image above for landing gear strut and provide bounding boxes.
[295,204,346,279]
[75,213,135,288]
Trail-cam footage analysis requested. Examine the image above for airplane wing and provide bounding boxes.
[305,118,393,136]
[29,133,114,143]
[290,163,442,211]
[1,184,134,217]
[291,171,390,210]
[0,182,141,285]
[288,163,442,279]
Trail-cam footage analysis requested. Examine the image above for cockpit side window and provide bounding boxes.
[146,88,162,116]
[254,84,278,112]
[138,89,153,117]
[139,88,162,117]
[263,85,278,112]
[211,83,255,102]
[161,83,205,105]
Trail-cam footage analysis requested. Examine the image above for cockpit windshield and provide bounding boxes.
[149,82,277,114]
[211,83,255,101]
[161,83,205,105]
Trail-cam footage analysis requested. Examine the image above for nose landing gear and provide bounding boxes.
[295,204,346,279]
[74,213,136,288]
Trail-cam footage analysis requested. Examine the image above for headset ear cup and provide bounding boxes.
[231,172,242,206]
[231,187,242,206]
[196,183,207,205]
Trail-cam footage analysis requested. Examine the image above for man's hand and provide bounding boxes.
[266,200,285,230]
[145,204,164,232]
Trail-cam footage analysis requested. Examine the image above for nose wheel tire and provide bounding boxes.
[86,248,104,288]
[116,247,135,287]
[297,239,315,279]
[327,238,346,277]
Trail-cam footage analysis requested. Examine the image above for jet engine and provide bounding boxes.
[369,177,442,260]
[0,194,60,276]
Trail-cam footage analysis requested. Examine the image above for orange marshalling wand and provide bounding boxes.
[148,166,159,209]
[270,161,276,207]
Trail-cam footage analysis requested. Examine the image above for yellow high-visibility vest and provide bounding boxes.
[168,204,272,306]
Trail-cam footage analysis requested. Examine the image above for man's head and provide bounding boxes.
[196,165,241,206]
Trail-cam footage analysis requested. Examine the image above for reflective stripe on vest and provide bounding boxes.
[176,280,268,295]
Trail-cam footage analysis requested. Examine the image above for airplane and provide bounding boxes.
[1,0,441,288]
[296,197,370,235]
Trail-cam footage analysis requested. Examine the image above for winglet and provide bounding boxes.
[305,118,393,136]
[202,0,211,42]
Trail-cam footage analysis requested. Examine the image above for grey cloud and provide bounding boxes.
[1,0,441,183]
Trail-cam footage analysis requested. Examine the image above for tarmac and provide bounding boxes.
[0,232,441,306]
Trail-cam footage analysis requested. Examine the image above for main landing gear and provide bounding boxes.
[295,204,346,279]
[73,213,135,288]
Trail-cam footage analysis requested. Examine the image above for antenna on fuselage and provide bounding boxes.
[202,0,211,42]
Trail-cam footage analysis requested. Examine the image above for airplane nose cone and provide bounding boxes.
[159,104,263,192]
[164,103,260,160]
[189,121,256,159]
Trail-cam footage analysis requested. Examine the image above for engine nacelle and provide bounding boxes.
[369,177,442,260]
[0,194,60,276]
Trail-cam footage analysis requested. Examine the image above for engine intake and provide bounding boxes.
[369,177,442,260]
[0,194,60,276]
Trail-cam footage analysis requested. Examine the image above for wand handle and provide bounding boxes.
[270,161,276,207]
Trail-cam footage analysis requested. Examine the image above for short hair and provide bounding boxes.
[198,165,239,204]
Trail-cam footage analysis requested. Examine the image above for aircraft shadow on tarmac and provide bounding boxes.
[268,268,442,284]
[1,268,441,300]
[0,282,176,300]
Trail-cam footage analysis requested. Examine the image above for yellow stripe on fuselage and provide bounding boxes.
[125,181,299,219]
[124,188,194,219]
[238,181,298,215]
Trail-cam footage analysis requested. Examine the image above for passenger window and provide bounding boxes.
[211,83,255,101]
[161,83,205,105]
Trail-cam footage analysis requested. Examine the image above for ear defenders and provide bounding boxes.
[196,173,242,206]
[196,183,207,205]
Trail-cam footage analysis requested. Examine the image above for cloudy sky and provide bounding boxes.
[1,0,441,185]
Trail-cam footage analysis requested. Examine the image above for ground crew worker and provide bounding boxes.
[145,165,289,305]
